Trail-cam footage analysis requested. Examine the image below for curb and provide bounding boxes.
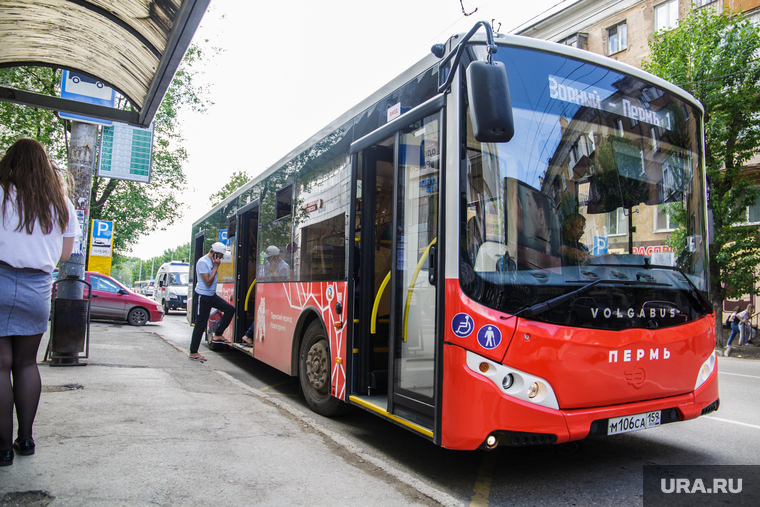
[216,371,464,507]
[716,346,760,360]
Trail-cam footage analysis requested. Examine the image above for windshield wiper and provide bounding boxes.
[647,264,713,313]
[517,279,670,318]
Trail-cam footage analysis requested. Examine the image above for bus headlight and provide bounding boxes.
[695,351,717,390]
[465,350,559,410]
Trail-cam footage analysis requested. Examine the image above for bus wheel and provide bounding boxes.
[163,300,170,315]
[299,321,349,416]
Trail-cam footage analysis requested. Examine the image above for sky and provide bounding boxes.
[129,0,568,260]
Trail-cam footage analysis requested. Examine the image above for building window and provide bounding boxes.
[560,33,588,50]
[697,0,721,14]
[748,192,760,223]
[655,207,676,232]
[654,0,679,32]
[585,132,596,155]
[606,208,627,236]
[607,22,627,55]
[615,118,625,137]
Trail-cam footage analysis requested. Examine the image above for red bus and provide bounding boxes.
[189,22,718,450]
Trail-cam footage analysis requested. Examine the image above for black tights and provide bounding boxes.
[0,334,43,451]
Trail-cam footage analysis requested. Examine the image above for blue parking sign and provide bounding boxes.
[593,236,609,256]
[90,220,113,255]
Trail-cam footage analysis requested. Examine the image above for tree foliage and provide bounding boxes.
[643,7,760,327]
[0,67,67,162]
[208,170,251,206]
[0,44,213,262]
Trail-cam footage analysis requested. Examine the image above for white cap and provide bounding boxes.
[211,242,226,253]
[264,246,280,258]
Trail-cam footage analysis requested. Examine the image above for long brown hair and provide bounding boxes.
[0,138,69,234]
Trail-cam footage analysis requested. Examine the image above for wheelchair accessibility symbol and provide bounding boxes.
[451,313,474,338]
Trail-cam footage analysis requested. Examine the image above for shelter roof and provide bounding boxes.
[0,0,210,127]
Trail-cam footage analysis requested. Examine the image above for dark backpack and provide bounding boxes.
[726,312,736,326]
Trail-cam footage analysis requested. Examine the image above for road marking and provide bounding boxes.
[470,451,497,506]
[705,416,760,430]
[719,372,760,380]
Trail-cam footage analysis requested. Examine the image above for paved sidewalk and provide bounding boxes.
[0,323,443,506]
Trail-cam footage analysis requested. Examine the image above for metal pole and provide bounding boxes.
[151,258,155,278]
[52,120,98,366]
[58,121,98,297]
[139,260,142,280]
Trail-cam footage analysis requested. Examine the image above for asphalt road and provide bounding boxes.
[152,313,760,506]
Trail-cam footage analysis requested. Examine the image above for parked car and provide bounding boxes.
[86,272,164,325]
[52,270,164,326]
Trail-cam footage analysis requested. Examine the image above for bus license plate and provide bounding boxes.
[608,411,661,435]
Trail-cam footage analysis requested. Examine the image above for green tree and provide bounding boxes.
[0,67,67,162]
[209,170,251,206]
[0,45,213,262]
[643,7,760,339]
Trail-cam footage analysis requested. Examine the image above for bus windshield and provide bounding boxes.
[460,44,709,330]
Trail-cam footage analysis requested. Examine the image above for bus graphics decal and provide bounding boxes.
[255,281,348,400]
[255,297,266,341]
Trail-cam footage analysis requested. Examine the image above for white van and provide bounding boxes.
[154,261,189,313]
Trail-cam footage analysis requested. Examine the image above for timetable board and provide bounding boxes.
[98,122,154,183]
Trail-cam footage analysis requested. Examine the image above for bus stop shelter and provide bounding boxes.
[0,0,210,127]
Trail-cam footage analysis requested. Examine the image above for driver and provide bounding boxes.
[559,213,592,266]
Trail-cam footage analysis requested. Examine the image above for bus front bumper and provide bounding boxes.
[441,344,720,450]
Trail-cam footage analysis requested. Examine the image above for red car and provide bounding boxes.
[53,270,164,326]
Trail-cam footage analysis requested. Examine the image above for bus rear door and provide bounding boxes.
[234,202,259,348]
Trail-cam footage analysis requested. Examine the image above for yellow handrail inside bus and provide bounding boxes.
[371,272,391,334]
[244,280,256,311]
[403,237,437,343]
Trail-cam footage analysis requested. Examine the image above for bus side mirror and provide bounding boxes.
[158,281,164,287]
[466,60,514,143]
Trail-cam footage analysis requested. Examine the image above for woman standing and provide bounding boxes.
[0,139,78,466]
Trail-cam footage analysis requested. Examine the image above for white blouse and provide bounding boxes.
[0,186,78,273]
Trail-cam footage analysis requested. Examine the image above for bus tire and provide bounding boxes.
[163,300,170,315]
[299,320,350,417]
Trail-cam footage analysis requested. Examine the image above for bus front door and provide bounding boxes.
[353,111,441,433]
[390,112,440,429]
